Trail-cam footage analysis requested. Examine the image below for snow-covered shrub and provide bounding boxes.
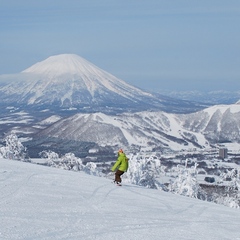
[39,150,59,167]
[0,132,28,161]
[125,153,166,189]
[40,150,103,175]
[58,153,83,171]
[215,168,240,208]
[169,159,204,199]
[83,162,102,176]
[215,195,239,209]
[40,151,83,171]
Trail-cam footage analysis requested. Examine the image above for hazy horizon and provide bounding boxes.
[1,0,240,92]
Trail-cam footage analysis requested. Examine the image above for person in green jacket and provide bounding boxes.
[111,149,129,185]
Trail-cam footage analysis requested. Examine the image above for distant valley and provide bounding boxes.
[0,54,240,161]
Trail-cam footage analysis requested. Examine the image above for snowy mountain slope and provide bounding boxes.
[37,111,210,152]
[0,54,205,113]
[1,158,240,240]
[35,102,240,152]
[21,54,152,99]
[179,103,240,143]
[38,115,62,125]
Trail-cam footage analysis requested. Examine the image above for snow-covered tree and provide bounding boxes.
[39,150,59,167]
[83,162,102,176]
[0,132,28,161]
[39,150,103,175]
[169,159,204,199]
[216,168,240,208]
[125,153,165,189]
[58,153,83,171]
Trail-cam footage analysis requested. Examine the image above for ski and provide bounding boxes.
[112,181,122,186]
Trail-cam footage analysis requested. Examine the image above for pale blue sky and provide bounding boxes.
[0,0,240,92]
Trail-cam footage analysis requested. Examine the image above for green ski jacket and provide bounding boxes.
[111,152,129,172]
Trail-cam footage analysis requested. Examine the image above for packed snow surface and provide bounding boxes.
[1,158,240,240]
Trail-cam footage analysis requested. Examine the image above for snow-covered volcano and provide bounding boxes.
[21,54,151,99]
[0,54,204,113]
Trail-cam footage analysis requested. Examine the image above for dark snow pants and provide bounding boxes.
[115,170,124,183]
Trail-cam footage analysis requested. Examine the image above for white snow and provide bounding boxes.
[20,54,152,100]
[0,111,33,125]
[76,112,210,151]
[222,142,240,154]
[38,115,62,125]
[203,104,240,115]
[22,54,98,77]
[1,158,240,240]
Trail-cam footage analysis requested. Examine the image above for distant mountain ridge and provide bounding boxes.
[180,103,240,143]
[34,102,240,153]
[36,111,205,153]
[159,90,240,105]
[1,54,238,156]
[0,54,206,114]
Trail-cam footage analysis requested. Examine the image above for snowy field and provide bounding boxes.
[0,158,240,240]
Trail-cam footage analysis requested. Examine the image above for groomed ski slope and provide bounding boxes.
[0,158,239,240]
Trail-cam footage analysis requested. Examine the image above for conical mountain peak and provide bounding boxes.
[22,54,104,77]
[0,53,155,110]
[0,54,202,113]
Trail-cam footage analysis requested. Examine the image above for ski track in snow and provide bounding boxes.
[0,159,240,240]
